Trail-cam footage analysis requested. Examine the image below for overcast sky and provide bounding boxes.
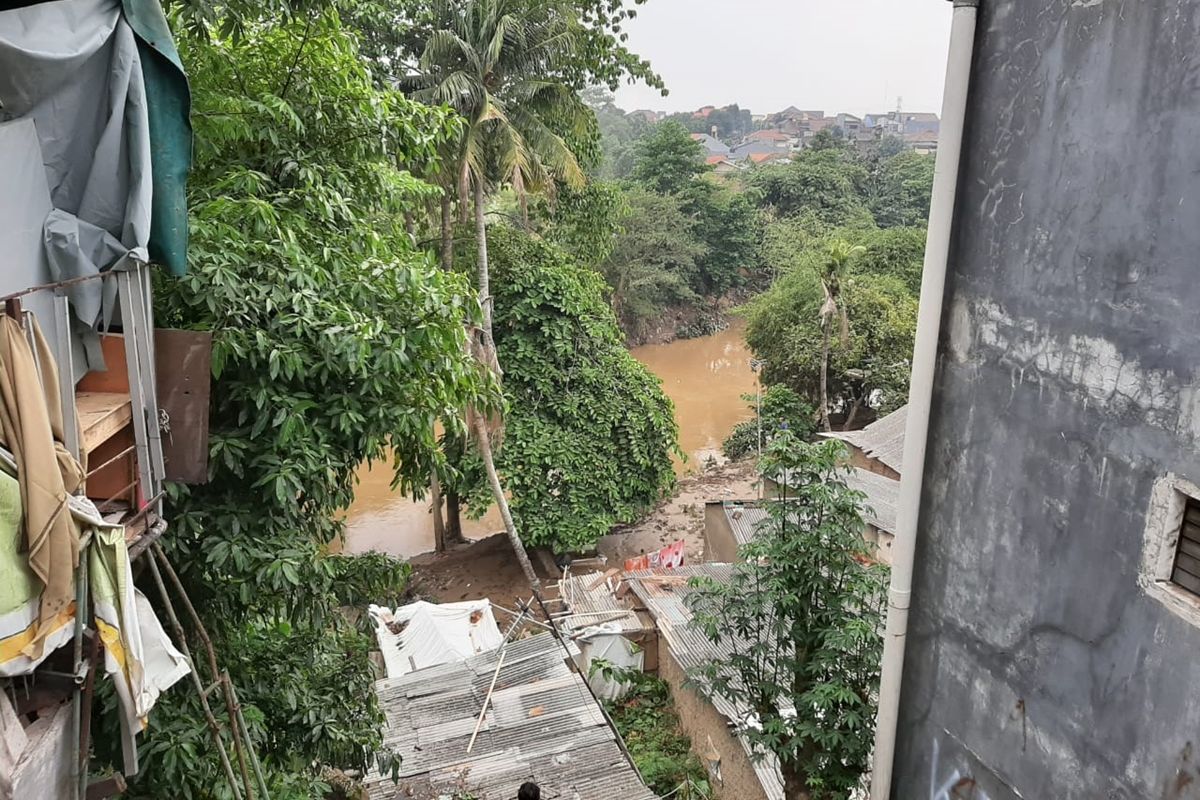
[612,0,953,117]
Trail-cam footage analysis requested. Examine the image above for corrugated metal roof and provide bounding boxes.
[365,634,659,800]
[844,467,899,535]
[558,573,652,636]
[820,404,907,474]
[722,503,769,547]
[625,566,785,800]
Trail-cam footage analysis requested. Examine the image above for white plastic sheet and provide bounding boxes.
[369,600,504,679]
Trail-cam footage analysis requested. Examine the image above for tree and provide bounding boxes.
[688,184,761,299]
[601,187,706,336]
[631,120,708,195]
[460,226,679,552]
[688,433,887,800]
[816,241,863,431]
[118,12,494,796]
[749,149,871,227]
[867,150,935,228]
[742,231,920,423]
[722,385,816,461]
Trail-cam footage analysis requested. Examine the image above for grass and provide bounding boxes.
[605,672,713,799]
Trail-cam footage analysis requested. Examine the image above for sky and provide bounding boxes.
[612,0,953,118]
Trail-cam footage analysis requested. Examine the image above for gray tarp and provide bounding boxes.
[0,0,154,365]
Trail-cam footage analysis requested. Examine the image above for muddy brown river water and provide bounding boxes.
[340,322,757,558]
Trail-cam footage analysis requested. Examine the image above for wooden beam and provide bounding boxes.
[86,773,127,799]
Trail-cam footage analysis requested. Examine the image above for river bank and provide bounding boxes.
[407,458,758,604]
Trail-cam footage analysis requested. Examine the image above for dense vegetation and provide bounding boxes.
[605,672,712,798]
[456,227,678,552]
[689,433,888,799]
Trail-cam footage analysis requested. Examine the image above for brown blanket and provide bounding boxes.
[0,315,86,658]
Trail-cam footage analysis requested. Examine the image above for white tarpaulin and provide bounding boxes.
[574,622,645,701]
[369,600,503,679]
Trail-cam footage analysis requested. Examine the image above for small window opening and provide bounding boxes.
[1172,498,1200,597]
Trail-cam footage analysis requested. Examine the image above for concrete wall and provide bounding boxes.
[894,2,1200,799]
[659,648,768,800]
[703,502,740,563]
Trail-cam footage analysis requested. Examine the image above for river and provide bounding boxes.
[340,322,758,558]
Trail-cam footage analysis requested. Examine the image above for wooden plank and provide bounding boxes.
[1180,521,1200,546]
[587,568,621,591]
[155,329,212,484]
[1171,567,1200,596]
[1174,551,1200,579]
[75,392,132,453]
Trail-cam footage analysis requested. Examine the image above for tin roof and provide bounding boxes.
[625,566,785,800]
[364,634,658,800]
[844,468,899,536]
[558,573,654,637]
[721,503,769,547]
[820,404,907,474]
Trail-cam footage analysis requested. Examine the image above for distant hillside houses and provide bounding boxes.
[666,103,940,171]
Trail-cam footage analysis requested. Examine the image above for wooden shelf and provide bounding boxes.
[76,392,132,453]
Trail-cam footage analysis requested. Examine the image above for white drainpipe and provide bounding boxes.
[869,1,980,797]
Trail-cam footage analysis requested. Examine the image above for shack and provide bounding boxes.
[625,565,784,800]
[363,633,659,800]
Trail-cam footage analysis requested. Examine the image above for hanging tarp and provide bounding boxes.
[0,0,191,307]
[369,600,504,679]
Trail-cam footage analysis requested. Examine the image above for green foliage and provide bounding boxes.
[742,225,922,420]
[115,12,492,797]
[749,148,872,227]
[688,433,888,799]
[660,104,753,139]
[605,672,713,799]
[631,120,708,195]
[687,183,762,299]
[867,150,936,228]
[722,386,816,461]
[601,187,705,335]
[464,226,678,551]
[536,179,630,269]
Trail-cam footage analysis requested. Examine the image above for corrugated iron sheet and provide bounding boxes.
[820,404,907,474]
[626,565,786,800]
[844,467,899,535]
[364,634,658,800]
[558,573,651,635]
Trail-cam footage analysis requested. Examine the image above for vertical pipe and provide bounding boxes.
[869,2,980,798]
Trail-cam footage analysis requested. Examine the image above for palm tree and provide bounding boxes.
[818,240,864,432]
[403,0,588,573]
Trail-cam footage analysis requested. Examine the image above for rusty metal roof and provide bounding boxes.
[364,634,658,800]
[625,566,785,800]
[820,404,907,474]
[558,572,653,636]
[721,503,770,547]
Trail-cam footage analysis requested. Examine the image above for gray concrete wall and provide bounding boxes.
[893,2,1200,799]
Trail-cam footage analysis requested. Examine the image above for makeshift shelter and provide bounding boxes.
[369,600,504,678]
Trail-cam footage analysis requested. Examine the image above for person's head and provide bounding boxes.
[518,781,540,800]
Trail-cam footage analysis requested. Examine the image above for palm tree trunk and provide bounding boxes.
[440,192,454,271]
[819,318,832,432]
[474,178,493,341]
[471,412,541,591]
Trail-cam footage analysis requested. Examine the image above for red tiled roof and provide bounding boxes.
[748,130,789,142]
[705,155,728,165]
[749,152,789,164]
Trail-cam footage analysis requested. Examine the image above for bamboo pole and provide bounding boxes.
[466,648,507,754]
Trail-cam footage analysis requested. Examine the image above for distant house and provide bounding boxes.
[836,112,864,136]
[706,155,740,174]
[729,139,787,162]
[694,105,716,119]
[901,111,941,135]
[747,151,790,166]
[691,132,730,157]
[626,109,660,124]
[904,130,939,155]
[745,129,790,144]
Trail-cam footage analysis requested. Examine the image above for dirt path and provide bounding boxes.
[407,459,758,605]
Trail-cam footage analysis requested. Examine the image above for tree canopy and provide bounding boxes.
[461,226,679,552]
[689,433,887,799]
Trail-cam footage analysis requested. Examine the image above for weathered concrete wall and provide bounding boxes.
[703,502,739,563]
[893,2,1200,798]
[660,648,768,800]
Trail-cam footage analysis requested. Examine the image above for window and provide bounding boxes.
[1172,498,1200,597]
